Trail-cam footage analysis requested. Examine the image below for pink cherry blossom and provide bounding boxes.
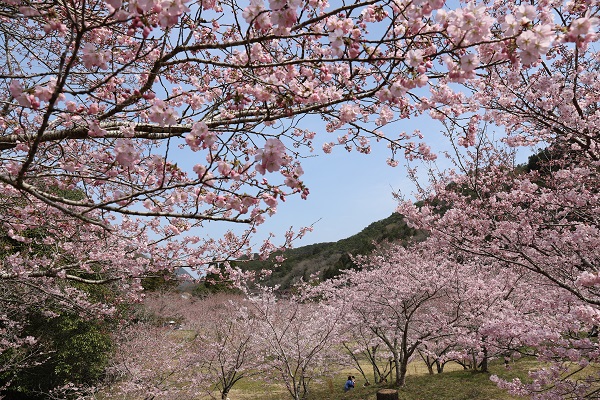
[185,121,216,150]
[255,138,288,174]
[148,99,178,126]
[460,52,479,72]
[9,80,35,108]
[114,139,140,167]
[3,2,600,396]
[81,43,110,70]
[405,49,424,68]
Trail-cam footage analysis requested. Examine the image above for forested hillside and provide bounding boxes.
[236,213,424,289]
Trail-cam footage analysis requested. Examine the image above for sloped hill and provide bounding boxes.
[237,213,424,289]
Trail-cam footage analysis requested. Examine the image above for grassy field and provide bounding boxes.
[105,329,538,399]
[226,358,538,400]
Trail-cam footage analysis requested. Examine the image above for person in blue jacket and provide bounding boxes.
[344,375,355,392]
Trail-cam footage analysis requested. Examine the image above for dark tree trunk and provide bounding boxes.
[436,360,445,374]
[419,353,434,374]
[479,346,489,373]
[396,357,408,387]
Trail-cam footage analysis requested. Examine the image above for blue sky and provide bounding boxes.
[165,0,482,251]
[238,114,449,249]
[176,0,531,250]
[254,142,415,247]
[238,119,531,249]
[187,120,430,250]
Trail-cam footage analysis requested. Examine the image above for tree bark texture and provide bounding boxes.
[377,389,399,400]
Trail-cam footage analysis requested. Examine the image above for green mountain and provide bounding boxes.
[236,212,424,289]
[234,150,552,291]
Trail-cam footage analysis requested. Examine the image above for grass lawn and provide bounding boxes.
[102,328,540,399]
[227,358,538,400]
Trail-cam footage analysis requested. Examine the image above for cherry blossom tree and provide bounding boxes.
[250,291,343,400]
[318,243,466,387]
[0,220,123,398]
[104,322,208,400]
[397,14,600,392]
[2,0,580,290]
[340,323,393,385]
[399,139,600,397]
[435,252,550,375]
[186,294,265,400]
[105,293,266,400]
[1,0,599,396]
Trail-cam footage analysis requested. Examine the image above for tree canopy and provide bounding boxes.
[1,0,599,397]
